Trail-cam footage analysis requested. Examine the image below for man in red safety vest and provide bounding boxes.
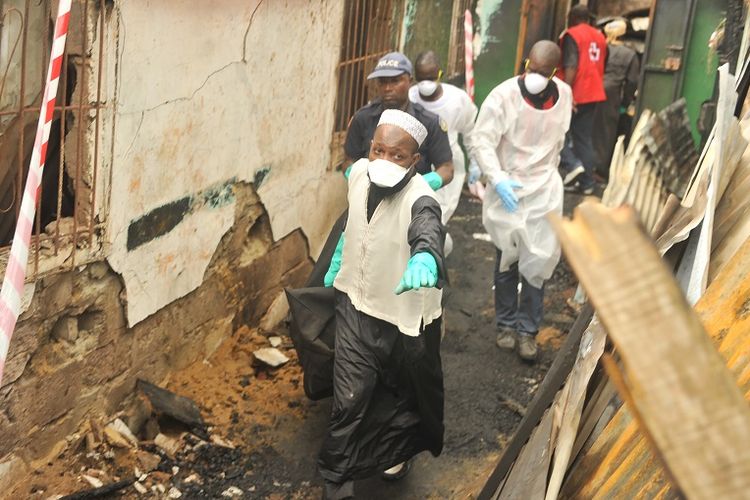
[558,4,607,195]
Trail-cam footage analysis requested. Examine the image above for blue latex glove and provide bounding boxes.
[467,159,481,185]
[495,179,524,213]
[395,252,438,294]
[324,233,345,287]
[343,164,354,179]
[422,171,443,191]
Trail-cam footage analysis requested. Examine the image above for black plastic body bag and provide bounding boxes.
[284,211,347,400]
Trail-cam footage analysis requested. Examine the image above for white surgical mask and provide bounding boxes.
[524,73,549,95]
[417,80,438,97]
[367,158,410,188]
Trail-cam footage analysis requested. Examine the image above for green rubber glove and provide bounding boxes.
[324,233,345,287]
[422,171,443,191]
[344,164,354,179]
[395,252,438,294]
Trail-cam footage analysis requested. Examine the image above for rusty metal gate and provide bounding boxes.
[0,0,108,277]
[330,0,402,169]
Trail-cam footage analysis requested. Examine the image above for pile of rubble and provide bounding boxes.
[34,329,295,499]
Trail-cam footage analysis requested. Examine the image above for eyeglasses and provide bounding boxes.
[524,59,555,80]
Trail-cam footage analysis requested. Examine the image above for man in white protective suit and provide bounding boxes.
[472,40,572,362]
[409,50,478,254]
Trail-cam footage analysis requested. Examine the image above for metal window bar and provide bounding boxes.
[333,0,400,133]
[0,0,107,279]
[447,0,473,79]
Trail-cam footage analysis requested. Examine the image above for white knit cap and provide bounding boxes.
[377,109,428,147]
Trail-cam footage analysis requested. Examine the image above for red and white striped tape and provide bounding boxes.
[464,9,474,102]
[0,0,71,385]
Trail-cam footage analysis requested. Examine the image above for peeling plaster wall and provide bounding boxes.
[0,184,314,489]
[107,0,347,325]
[0,0,349,485]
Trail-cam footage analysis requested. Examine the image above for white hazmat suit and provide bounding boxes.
[473,76,572,288]
[409,83,478,224]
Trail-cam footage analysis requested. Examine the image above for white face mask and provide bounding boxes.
[524,73,549,95]
[417,80,438,97]
[367,158,410,188]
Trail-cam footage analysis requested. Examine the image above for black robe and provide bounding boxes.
[317,170,447,484]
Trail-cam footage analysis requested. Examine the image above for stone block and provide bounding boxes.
[40,273,74,318]
[0,455,28,493]
[203,316,234,359]
[4,359,84,436]
[88,261,110,280]
[52,317,79,343]
[259,291,289,332]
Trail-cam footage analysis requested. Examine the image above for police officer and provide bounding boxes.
[344,52,454,191]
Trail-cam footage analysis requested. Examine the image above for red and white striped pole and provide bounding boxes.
[464,9,475,102]
[0,0,71,385]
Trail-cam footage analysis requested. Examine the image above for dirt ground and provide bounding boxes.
[13,192,580,499]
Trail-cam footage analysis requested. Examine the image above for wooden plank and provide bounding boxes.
[544,320,607,500]
[477,303,595,500]
[551,201,750,500]
[498,409,554,500]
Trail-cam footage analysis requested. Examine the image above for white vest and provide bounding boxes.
[334,159,443,336]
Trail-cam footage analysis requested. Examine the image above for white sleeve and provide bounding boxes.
[472,88,511,186]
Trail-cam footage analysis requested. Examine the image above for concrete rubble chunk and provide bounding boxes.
[210,435,236,449]
[184,473,202,484]
[81,474,103,488]
[103,425,132,449]
[108,418,139,447]
[85,432,97,451]
[154,433,181,458]
[269,336,282,347]
[135,450,161,472]
[137,379,205,431]
[253,347,289,368]
[133,481,148,494]
[221,486,243,497]
[168,487,183,498]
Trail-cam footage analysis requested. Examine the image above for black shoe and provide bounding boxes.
[564,182,595,195]
[562,165,585,186]
[381,460,412,481]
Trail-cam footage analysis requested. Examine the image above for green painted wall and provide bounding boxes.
[398,0,524,107]
[473,0,524,106]
[681,0,726,143]
[401,0,455,68]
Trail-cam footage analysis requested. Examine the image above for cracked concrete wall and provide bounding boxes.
[107,0,347,325]
[0,0,350,488]
[0,184,314,489]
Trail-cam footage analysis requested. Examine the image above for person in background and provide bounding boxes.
[472,41,572,362]
[320,110,446,499]
[343,52,454,192]
[409,51,478,254]
[592,19,640,177]
[558,4,607,195]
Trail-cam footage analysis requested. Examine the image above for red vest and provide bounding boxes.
[561,24,607,104]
